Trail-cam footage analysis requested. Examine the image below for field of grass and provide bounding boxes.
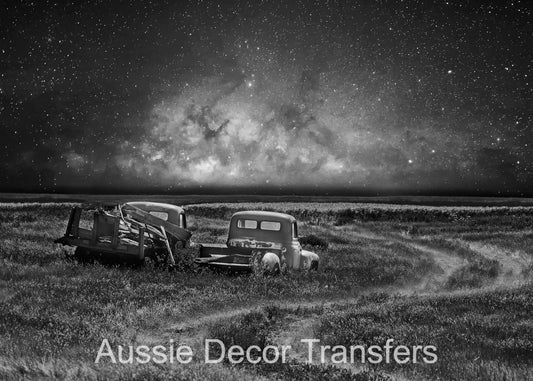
[0,200,532,380]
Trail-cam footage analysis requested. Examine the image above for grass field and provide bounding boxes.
[0,199,532,380]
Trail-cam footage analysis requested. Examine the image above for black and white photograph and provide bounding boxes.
[1,0,532,380]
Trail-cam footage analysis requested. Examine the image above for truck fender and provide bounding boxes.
[261,252,280,274]
[300,250,319,270]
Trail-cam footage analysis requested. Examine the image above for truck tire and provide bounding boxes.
[144,247,167,267]
[270,262,280,275]
[74,247,94,264]
[261,252,281,275]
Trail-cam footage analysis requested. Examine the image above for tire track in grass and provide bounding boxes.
[349,224,468,290]
[464,241,532,284]
[265,227,468,380]
[399,239,467,291]
[118,224,533,379]
[136,224,470,381]
[151,225,466,339]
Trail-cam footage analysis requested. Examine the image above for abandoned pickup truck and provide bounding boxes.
[55,201,191,266]
[195,210,319,273]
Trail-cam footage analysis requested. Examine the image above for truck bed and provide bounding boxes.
[198,243,232,257]
[55,207,146,260]
[196,243,253,269]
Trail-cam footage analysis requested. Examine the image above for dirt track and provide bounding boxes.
[138,224,531,379]
[466,241,531,284]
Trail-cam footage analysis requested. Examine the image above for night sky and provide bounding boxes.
[1,0,532,195]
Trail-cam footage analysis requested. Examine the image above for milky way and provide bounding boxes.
[1,1,532,195]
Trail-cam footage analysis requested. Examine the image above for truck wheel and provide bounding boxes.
[261,262,280,276]
[268,262,281,276]
[310,260,319,271]
[144,248,166,268]
[74,247,93,264]
[260,252,281,276]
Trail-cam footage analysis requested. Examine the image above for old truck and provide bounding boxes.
[195,210,319,273]
[55,201,191,266]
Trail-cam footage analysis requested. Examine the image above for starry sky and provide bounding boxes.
[1,0,532,195]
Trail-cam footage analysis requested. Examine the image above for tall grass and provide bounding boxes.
[0,201,532,380]
[315,284,533,380]
[186,202,533,224]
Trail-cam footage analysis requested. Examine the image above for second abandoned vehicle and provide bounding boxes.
[55,201,191,266]
[195,210,319,273]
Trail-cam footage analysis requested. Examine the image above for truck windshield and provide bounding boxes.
[149,211,168,221]
[260,221,281,231]
[237,219,258,229]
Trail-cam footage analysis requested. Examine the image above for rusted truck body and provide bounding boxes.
[55,201,191,265]
[195,211,319,273]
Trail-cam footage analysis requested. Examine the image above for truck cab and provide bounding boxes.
[122,202,187,230]
[196,210,319,273]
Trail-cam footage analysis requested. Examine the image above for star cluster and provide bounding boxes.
[1,0,531,195]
